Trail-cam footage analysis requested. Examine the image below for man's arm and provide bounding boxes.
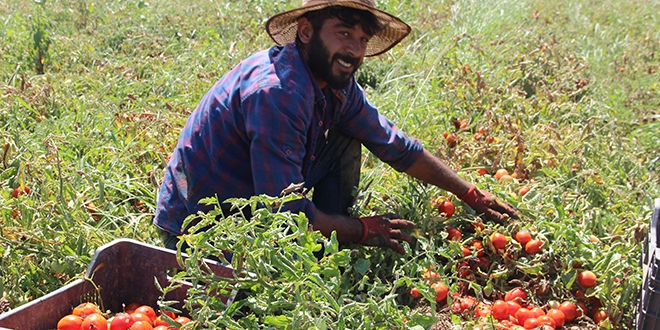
[404,148,519,221]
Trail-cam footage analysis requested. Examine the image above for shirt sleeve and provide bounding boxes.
[338,83,424,172]
[242,85,318,222]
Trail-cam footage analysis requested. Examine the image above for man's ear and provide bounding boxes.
[297,17,313,44]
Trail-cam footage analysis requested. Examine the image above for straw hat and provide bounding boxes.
[265,0,411,57]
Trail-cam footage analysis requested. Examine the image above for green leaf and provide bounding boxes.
[263,315,291,327]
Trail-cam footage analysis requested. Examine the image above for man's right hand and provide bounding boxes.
[459,184,519,223]
[356,215,416,254]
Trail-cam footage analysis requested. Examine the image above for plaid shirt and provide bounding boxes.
[154,42,424,235]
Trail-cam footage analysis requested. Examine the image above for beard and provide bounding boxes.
[306,32,362,90]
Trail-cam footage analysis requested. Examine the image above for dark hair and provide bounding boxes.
[295,6,384,47]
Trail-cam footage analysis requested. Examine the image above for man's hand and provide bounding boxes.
[459,184,519,223]
[356,215,416,254]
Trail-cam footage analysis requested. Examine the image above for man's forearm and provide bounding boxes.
[404,148,471,197]
[311,210,363,243]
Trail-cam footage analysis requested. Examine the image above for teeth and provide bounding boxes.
[337,59,352,68]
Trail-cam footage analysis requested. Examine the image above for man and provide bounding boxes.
[154,0,519,255]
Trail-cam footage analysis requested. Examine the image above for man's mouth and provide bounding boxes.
[337,58,353,68]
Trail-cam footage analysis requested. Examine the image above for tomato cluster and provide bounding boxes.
[409,222,609,329]
[57,302,191,330]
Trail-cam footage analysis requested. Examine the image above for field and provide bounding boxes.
[1,0,659,329]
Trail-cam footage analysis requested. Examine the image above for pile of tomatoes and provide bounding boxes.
[56,301,191,330]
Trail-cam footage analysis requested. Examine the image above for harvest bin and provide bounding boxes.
[0,238,236,330]
[637,198,660,330]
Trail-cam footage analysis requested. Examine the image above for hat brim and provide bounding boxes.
[265,1,411,57]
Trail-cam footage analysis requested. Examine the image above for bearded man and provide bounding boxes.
[154,0,518,255]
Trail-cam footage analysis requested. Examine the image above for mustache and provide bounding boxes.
[334,53,360,67]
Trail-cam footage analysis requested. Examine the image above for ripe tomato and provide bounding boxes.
[525,239,543,254]
[471,240,485,257]
[530,307,545,318]
[129,321,153,330]
[506,300,522,318]
[470,221,485,232]
[81,313,107,330]
[57,315,84,330]
[518,185,531,196]
[431,282,449,302]
[491,300,508,320]
[461,245,471,257]
[422,268,440,282]
[558,301,578,323]
[593,309,608,323]
[133,306,157,322]
[446,133,458,147]
[499,174,513,181]
[174,316,190,325]
[485,136,495,144]
[514,230,532,246]
[72,302,102,319]
[523,317,540,329]
[410,287,421,299]
[130,313,152,325]
[447,227,462,241]
[537,315,557,328]
[437,201,456,217]
[475,303,492,318]
[153,327,169,330]
[515,308,533,326]
[491,232,508,250]
[124,302,141,315]
[504,287,528,302]
[577,270,597,288]
[547,308,566,327]
[11,186,30,198]
[495,169,509,180]
[476,168,489,176]
[109,313,135,330]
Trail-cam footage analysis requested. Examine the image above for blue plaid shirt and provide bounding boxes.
[154,42,424,235]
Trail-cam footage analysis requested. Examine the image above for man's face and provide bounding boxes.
[306,17,370,90]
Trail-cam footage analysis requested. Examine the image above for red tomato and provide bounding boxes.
[491,300,508,320]
[504,287,528,302]
[577,270,597,288]
[11,186,30,198]
[461,246,471,257]
[515,308,533,326]
[470,221,485,231]
[495,169,509,180]
[518,186,531,196]
[409,287,421,299]
[174,316,190,325]
[514,230,532,246]
[72,303,102,319]
[506,300,522,318]
[130,313,152,325]
[476,168,489,176]
[129,321,153,330]
[431,282,449,302]
[81,313,108,330]
[491,232,508,250]
[153,327,169,330]
[547,308,566,327]
[446,227,462,241]
[471,240,485,257]
[109,313,135,330]
[133,306,157,322]
[523,318,540,329]
[437,200,456,217]
[525,239,543,254]
[537,315,557,328]
[476,303,492,318]
[124,302,141,315]
[593,309,608,323]
[559,301,578,323]
[530,307,545,318]
[57,315,84,330]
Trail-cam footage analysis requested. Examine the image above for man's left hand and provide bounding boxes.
[356,215,416,254]
[459,184,520,223]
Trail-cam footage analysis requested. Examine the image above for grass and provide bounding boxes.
[0,0,659,328]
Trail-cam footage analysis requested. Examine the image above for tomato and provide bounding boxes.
[525,239,543,254]
[476,168,489,176]
[153,316,169,327]
[593,309,608,324]
[518,185,530,196]
[437,200,455,217]
[491,232,508,250]
[446,133,457,147]
[72,302,102,319]
[530,307,545,318]
[470,221,485,232]
[577,270,597,288]
[491,300,508,320]
[546,308,566,327]
[57,315,84,330]
[514,230,532,246]
[431,282,449,302]
[81,313,108,330]
[499,174,513,181]
[109,313,135,330]
[537,315,557,328]
[523,317,540,329]
[446,227,462,241]
[505,287,528,302]
[422,269,439,282]
[174,316,190,325]
[153,327,169,330]
[515,308,533,326]
[477,256,491,271]
[11,186,30,198]
[133,306,157,322]
[130,313,152,325]
[476,303,492,318]
[124,302,141,315]
[461,246,471,257]
[471,240,485,257]
[507,300,522,318]
[558,301,578,323]
[495,169,509,180]
[577,301,588,318]
[129,321,153,330]
[485,136,495,144]
[410,287,421,299]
